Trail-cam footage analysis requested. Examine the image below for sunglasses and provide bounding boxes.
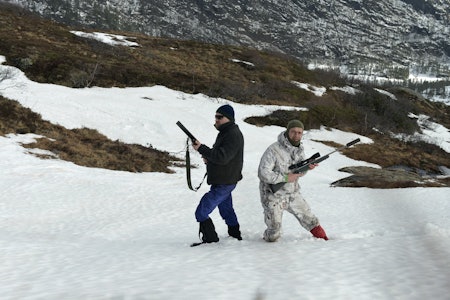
[215,114,224,120]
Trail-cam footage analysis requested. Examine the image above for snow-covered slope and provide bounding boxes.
[1,55,450,299]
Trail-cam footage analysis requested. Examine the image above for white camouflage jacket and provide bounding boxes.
[258,131,306,196]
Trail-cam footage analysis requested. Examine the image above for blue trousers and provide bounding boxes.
[195,184,239,226]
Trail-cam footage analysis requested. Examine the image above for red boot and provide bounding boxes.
[310,225,328,240]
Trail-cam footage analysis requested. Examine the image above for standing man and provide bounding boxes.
[258,119,328,242]
[192,104,244,245]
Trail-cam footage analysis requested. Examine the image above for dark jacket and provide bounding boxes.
[198,122,244,185]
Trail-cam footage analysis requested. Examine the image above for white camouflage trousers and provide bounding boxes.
[260,187,319,242]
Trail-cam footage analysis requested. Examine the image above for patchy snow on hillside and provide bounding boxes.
[70,31,140,47]
[291,81,327,96]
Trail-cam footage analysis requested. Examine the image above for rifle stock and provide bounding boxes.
[269,138,361,193]
[269,182,286,194]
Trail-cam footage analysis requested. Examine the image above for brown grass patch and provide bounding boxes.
[0,96,181,173]
[342,134,450,174]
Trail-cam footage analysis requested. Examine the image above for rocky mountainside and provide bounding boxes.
[7,0,450,78]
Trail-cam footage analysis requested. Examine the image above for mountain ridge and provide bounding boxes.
[7,0,450,78]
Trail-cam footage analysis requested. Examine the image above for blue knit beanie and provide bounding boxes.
[216,104,235,122]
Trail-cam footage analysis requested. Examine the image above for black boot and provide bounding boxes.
[228,224,242,240]
[199,218,219,243]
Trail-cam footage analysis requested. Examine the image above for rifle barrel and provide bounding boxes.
[346,138,360,147]
[176,121,197,142]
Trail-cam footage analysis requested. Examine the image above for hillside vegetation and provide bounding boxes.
[0,3,449,187]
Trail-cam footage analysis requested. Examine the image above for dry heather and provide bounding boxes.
[0,96,181,173]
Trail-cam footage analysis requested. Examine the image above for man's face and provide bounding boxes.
[214,113,229,128]
[288,127,303,143]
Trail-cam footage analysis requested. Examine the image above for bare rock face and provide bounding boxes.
[10,0,450,75]
[331,166,450,188]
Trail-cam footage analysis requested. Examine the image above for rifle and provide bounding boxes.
[269,138,361,193]
[176,121,206,192]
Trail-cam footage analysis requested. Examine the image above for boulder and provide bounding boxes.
[331,166,449,188]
